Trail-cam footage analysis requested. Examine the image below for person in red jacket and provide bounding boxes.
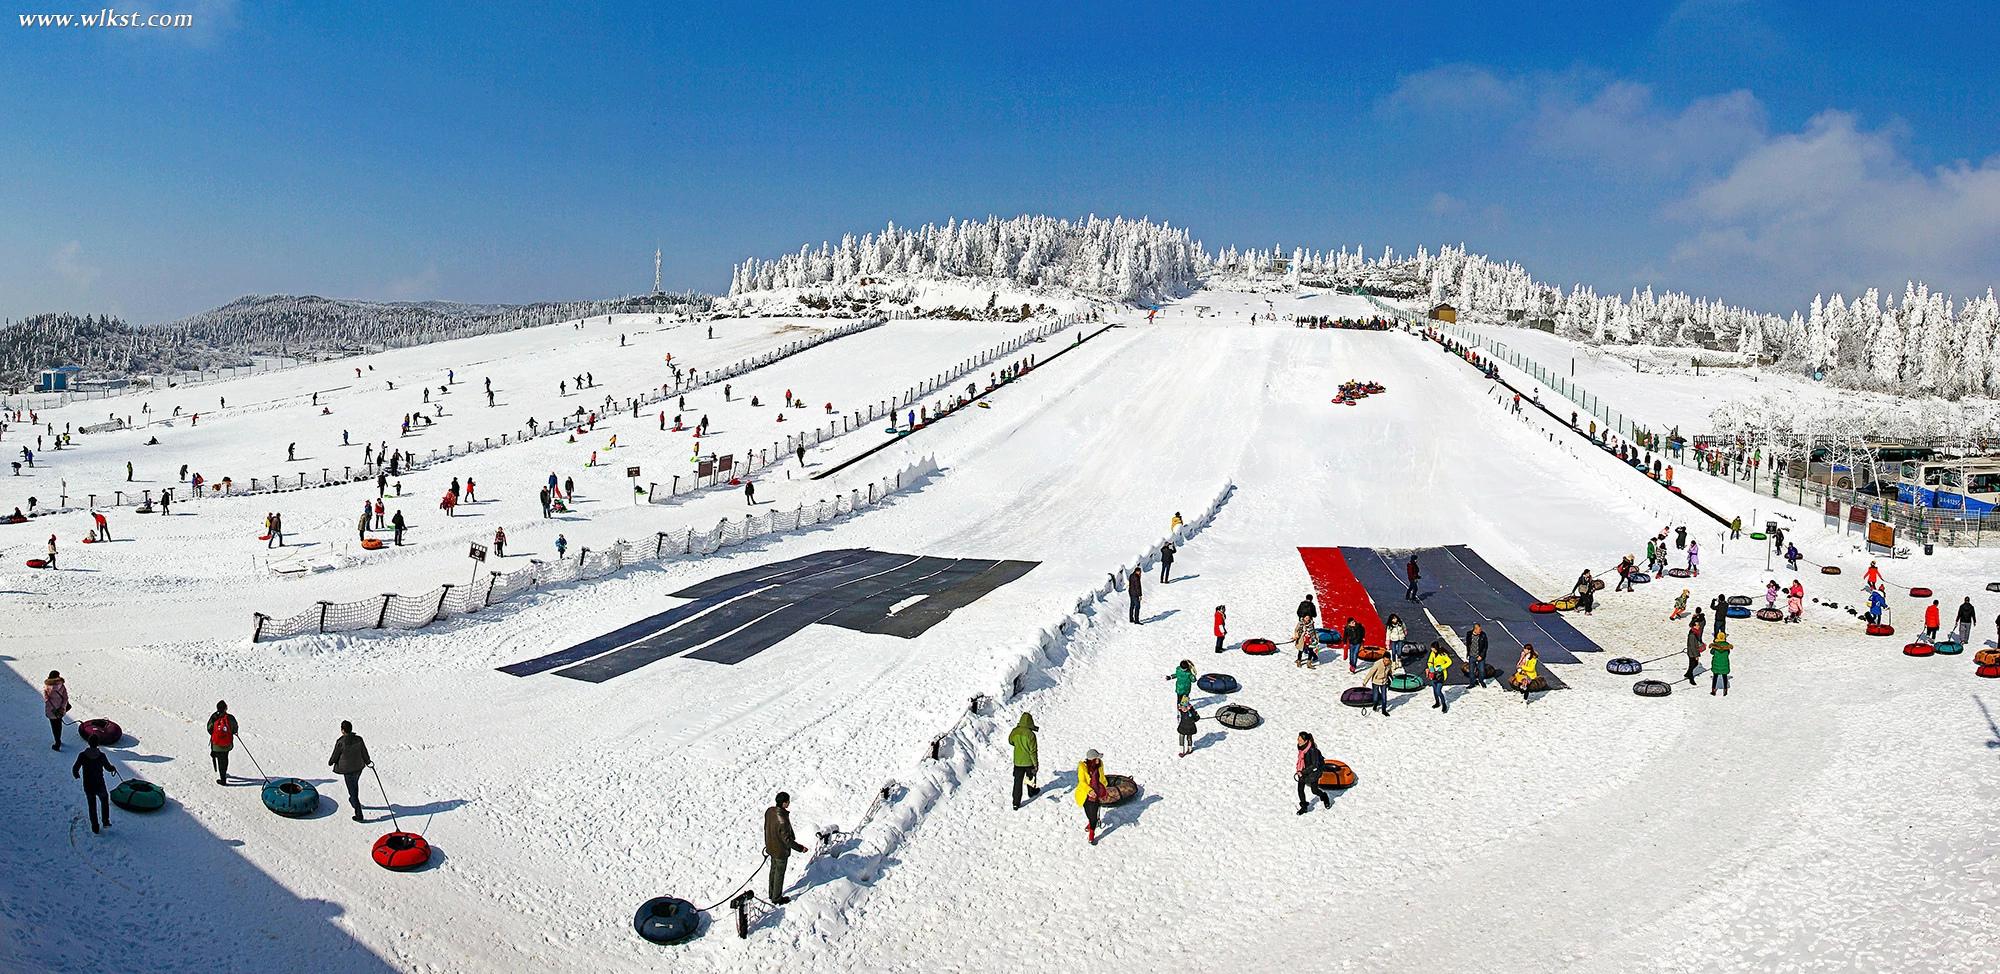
[1923,599,1941,643]
[1213,605,1227,653]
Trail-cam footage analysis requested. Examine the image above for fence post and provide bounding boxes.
[317,601,332,633]
[376,595,392,629]
[434,585,452,624]
[252,613,268,642]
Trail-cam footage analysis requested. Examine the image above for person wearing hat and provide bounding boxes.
[1009,714,1039,809]
[328,720,372,822]
[207,701,239,784]
[763,791,808,903]
[1074,749,1110,845]
[42,671,71,750]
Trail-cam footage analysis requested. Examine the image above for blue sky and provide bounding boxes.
[5,0,1998,323]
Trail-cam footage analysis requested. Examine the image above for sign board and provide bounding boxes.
[718,454,734,474]
[468,543,487,562]
[1846,506,1868,533]
[1824,499,1840,518]
[698,458,715,479]
[626,466,641,478]
[1866,521,1896,550]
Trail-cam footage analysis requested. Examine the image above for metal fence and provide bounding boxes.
[1687,450,2000,547]
[250,454,941,641]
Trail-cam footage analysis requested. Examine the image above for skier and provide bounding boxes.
[42,670,71,750]
[1167,660,1194,704]
[1923,600,1941,642]
[207,701,238,784]
[1955,597,1977,645]
[1365,650,1394,715]
[1009,714,1039,809]
[1426,641,1453,712]
[1404,555,1420,600]
[328,720,372,823]
[1463,623,1488,687]
[1159,541,1176,583]
[1075,750,1111,844]
[1296,732,1331,814]
[1213,605,1227,653]
[1685,616,1705,684]
[1175,701,1199,757]
[763,792,808,903]
[1127,566,1143,624]
[72,740,116,834]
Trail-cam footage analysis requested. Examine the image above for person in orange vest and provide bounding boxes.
[1923,599,1941,643]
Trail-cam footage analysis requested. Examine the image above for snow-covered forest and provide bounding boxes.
[0,292,711,391]
[727,214,1208,303]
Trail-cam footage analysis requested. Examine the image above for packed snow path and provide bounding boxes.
[3,290,1997,974]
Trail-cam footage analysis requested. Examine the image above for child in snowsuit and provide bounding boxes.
[1293,619,1316,668]
[1669,589,1690,620]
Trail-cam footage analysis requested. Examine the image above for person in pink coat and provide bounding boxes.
[42,671,71,751]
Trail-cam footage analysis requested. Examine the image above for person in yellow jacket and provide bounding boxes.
[1510,644,1541,703]
[1075,749,1111,845]
[1425,641,1454,713]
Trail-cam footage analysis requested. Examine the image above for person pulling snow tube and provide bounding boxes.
[109,779,166,812]
[1339,686,1375,708]
[1316,760,1357,790]
[1633,679,1673,697]
[1933,641,1964,656]
[1196,673,1239,694]
[1908,586,1933,598]
[261,778,321,817]
[1903,643,1936,658]
[1726,595,1753,607]
[1865,623,1894,637]
[633,896,700,946]
[1387,673,1423,692]
[1726,605,1752,619]
[1242,638,1278,656]
[1606,657,1643,675]
[372,831,432,871]
[1215,704,1261,729]
[1354,645,1388,662]
[1821,565,1842,575]
[77,718,122,747]
[1528,602,1558,614]
[1100,774,1140,806]
[1755,607,1783,622]
[1629,572,1651,584]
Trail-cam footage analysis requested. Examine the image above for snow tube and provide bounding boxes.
[109,779,166,812]
[1908,587,1932,598]
[1726,606,1751,619]
[1978,664,2000,679]
[1630,572,1651,584]
[1315,628,1340,645]
[1666,568,1693,578]
[1355,646,1387,662]
[1633,679,1673,697]
[1903,643,1936,658]
[1242,638,1277,656]
[1987,582,2000,593]
[1821,565,1842,575]
[25,559,47,569]
[372,831,432,871]
[1669,486,1682,493]
[1865,623,1894,637]
[1549,595,1580,611]
[1316,760,1358,790]
[1934,641,1964,656]
[1750,532,1767,540]
[360,538,384,550]
[261,778,320,818]
[1101,774,1140,806]
[80,535,97,544]
[77,719,122,746]
[633,896,700,945]
[1196,673,1239,694]
[1726,595,1752,607]
[1973,649,2000,666]
[1528,602,1557,614]
[257,534,272,541]
[1606,657,1643,675]
[1588,578,1607,592]
[1387,673,1423,692]
[1215,704,1261,729]
[1339,687,1375,708]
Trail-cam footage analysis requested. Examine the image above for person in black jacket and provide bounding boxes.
[1464,623,1490,687]
[1343,617,1365,672]
[1297,594,1317,628]
[1127,567,1143,624]
[1295,732,1331,815]
[73,742,115,834]
[1711,593,1729,636]
[1159,542,1176,584]
[328,721,373,823]
[1955,597,1977,645]
[206,702,238,784]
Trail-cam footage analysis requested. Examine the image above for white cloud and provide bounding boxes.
[1427,192,1466,217]
[383,262,443,301]
[50,241,101,290]
[1527,82,1766,176]
[1380,64,1523,117]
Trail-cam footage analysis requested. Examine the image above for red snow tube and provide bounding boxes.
[1668,486,1682,493]
[1528,602,1557,614]
[1316,760,1358,790]
[1908,587,1933,598]
[80,536,97,544]
[372,831,432,871]
[360,539,385,550]
[25,559,47,569]
[1903,643,1936,657]
[1242,638,1278,656]
[78,718,122,746]
[1355,646,1388,662]
[1865,623,1894,637]
[1977,663,2000,679]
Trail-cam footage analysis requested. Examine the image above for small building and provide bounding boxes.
[1427,303,1458,323]
[36,366,82,392]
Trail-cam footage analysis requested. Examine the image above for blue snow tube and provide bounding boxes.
[1934,640,1965,656]
[634,896,701,945]
[1196,673,1239,694]
[261,778,321,818]
[1726,605,1752,619]
[1316,628,1339,645]
[109,779,166,812]
[1629,572,1651,584]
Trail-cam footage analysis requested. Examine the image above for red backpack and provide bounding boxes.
[209,714,234,748]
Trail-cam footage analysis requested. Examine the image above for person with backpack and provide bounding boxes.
[328,720,373,823]
[1008,714,1039,810]
[1295,731,1331,815]
[42,670,70,750]
[1426,641,1453,712]
[763,792,808,903]
[1176,701,1199,757]
[207,701,238,784]
[1167,660,1194,705]
[1213,605,1227,653]
[1075,750,1111,845]
[72,740,116,834]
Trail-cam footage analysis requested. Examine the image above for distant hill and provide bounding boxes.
[1,291,712,392]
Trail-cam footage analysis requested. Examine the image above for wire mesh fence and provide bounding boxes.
[250,454,941,642]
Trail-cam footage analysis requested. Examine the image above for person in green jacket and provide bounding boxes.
[1167,660,1195,705]
[1009,714,1039,809]
[1709,639,1731,696]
